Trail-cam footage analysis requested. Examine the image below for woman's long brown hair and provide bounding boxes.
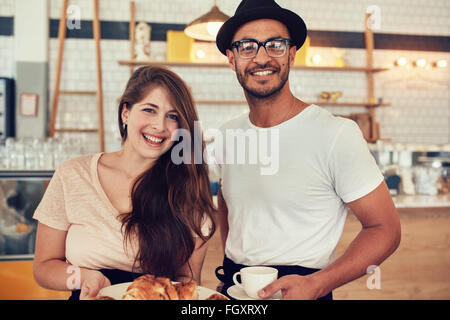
[118,66,215,280]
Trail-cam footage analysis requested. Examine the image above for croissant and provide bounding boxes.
[122,274,198,300]
[91,295,115,300]
[206,293,229,300]
[174,281,198,300]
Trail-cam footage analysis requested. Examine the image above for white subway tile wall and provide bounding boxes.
[1,0,449,152]
[46,0,450,36]
[0,36,14,78]
[0,0,13,16]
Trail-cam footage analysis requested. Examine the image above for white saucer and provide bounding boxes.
[227,285,282,300]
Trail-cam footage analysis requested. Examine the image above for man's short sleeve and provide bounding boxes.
[328,120,384,203]
[33,168,69,231]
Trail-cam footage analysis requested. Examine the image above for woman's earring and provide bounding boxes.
[123,122,127,131]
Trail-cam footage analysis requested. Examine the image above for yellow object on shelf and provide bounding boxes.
[166,30,194,62]
[294,36,310,66]
[334,57,346,67]
[0,260,71,299]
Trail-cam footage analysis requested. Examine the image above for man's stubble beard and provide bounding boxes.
[235,58,291,99]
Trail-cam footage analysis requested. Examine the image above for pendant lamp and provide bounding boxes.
[184,0,229,41]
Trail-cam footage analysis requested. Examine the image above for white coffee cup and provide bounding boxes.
[232,266,278,299]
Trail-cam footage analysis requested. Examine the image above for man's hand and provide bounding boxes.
[258,274,322,300]
[79,269,111,300]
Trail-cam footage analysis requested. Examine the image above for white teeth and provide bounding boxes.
[253,70,274,76]
[143,133,163,143]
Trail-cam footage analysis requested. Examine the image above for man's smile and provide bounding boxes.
[250,69,275,76]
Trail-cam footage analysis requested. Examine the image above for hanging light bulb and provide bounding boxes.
[413,59,427,67]
[433,60,447,68]
[394,57,407,66]
[196,49,206,59]
[184,0,229,41]
[311,54,321,65]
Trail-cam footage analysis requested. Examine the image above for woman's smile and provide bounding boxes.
[142,132,166,146]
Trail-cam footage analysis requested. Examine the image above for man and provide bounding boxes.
[212,0,401,300]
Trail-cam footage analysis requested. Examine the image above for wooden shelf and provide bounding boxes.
[119,12,388,142]
[0,170,54,180]
[196,100,390,107]
[118,59,389,73]
[295,66,389,72]
[119,59,226,68]
[59,90,97,95]
[196,100,246,105]
[313,101,390,107]
[54,128,99,133]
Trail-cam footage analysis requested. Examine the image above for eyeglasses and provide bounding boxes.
[230,38,292,59]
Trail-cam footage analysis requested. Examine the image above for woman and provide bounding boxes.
[33,66,216,299]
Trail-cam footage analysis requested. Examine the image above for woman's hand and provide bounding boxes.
[258,274,322,300]
[79,269,111,300]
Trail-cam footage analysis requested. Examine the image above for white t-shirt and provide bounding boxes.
[212,105,384,269]
[33,153,138,271]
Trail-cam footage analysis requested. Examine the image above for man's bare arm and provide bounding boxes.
[260,181,401,299]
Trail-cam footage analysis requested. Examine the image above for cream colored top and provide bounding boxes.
[33,153,211,272]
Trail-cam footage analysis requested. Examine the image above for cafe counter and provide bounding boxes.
[0,170,448,299]
[393,193,450,209]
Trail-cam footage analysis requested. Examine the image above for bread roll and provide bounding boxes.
[122,274,197,300]
[91,295,115,300]
[174,281,198,300]
[206,293,229,300]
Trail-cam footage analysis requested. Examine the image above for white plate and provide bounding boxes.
[227,285,282,300]
[97,282,227,300]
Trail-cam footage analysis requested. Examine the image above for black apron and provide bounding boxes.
[215,255,333,300]
[69,269,143,300]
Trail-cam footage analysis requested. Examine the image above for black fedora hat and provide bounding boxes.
[216,0,307,55]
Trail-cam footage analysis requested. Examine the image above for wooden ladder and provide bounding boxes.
[49,0,105,152]
[364,12,379,142]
